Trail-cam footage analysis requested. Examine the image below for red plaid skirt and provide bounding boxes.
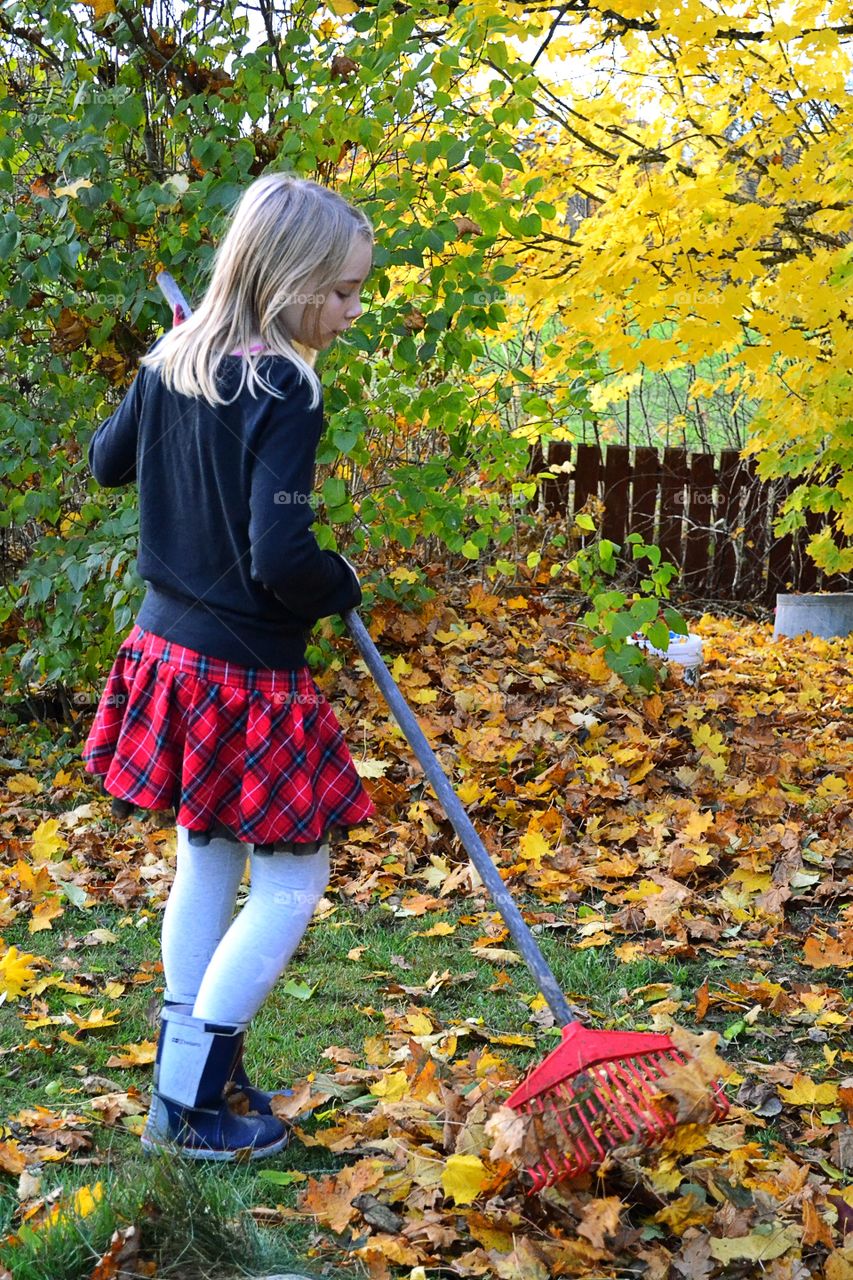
[82,623,376,845]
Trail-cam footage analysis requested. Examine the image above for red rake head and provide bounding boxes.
[504,1023,730,1192]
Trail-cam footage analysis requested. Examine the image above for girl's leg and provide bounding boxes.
[160,825,248,1005]
[191,844,330,1025]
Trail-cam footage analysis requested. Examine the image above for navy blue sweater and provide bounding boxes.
[88,352,362,669]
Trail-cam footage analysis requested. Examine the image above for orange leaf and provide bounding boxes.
[299,1158,386,1234]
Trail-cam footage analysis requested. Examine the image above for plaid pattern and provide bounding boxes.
[82,623,376,844]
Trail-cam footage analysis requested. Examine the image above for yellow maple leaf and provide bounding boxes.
[519,826,551,867]
[412,921,455,937]
[13,860,53,899]
[404,1010,433,1036]
[106,1040,157,1068]
[67,1007,121,1031]
[368,1069,409,1102]
[456,778,481,804]
[778,1074,839,1106]
[441,1153,488,1205]
[0,945,41,1001]
[28,896,64,933]
[31,819,67,862]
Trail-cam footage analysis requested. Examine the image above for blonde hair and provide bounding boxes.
[141,174,374,407]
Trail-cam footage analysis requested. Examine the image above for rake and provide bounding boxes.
[155,270,730,1192]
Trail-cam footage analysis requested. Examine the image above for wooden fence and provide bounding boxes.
[528,442,853,604]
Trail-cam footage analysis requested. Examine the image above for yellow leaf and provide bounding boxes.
[66,1007,121,1031]
[328,0,358,12]
[41,1182,103,1230]
[456,777,481,804]
[106,1040,157,1068]
[368,1069,409,1102]
[441,1153,488,1205]
[12,860,53,899]
[80,0,116,16]
[413,921,455,937]
[404,1011,433,1036]
[28,897,64,933]
[7,775,42,795]
[31,819,67,862]
[410,687,438,704]
[519,827,551,867]
[0,945,41,1001]
[470,946,522,965]
[778,1074,839,1106]
[709,1225,799,1263]
[347,945,367,961]
[53,178,94,198]
[354,758,388,778]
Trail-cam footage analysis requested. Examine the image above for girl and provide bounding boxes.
[82,173,376,1161]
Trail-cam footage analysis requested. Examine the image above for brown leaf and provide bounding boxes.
[654,1027,731,1125]
[454,215,482,237]
[269,1080,332,1121]
[0,1141,27,1175]
[352,1192,405,1234]
[90,1225,142,1279]
[576,1195,623,1248]
[330,54,359,79]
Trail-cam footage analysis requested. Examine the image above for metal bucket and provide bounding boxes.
[773,593,853,641]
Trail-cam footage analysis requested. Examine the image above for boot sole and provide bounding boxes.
[140,1129,289,1161]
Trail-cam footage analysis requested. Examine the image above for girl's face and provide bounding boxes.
[284,235,373,350]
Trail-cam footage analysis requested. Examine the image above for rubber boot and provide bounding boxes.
[163,997,294,1116]
[141,1007,288,1161]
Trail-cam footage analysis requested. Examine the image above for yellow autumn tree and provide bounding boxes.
[443,0,853,570]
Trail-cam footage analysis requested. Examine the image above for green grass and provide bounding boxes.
[0,893,811,1277]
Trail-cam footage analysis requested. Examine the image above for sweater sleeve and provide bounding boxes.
[248,368,362,622]
[87,368,145,488]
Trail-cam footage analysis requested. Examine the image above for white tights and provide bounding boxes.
[160,824,330,1025]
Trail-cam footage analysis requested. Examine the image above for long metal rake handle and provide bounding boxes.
[153,270,575,1026]
[343,608,575,1025]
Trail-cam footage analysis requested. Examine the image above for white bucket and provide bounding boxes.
[632,630,704,685]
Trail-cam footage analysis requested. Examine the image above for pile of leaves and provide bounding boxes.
[1,569,852,1278]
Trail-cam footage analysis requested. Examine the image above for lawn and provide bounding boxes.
[1,580,852,1278]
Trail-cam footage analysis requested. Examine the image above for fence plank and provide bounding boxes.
[573,443,600,515]
[658,447,688,573]
[631,446,660,549]
[712,450,746,599]
[739,461,771,600]
[767,479,796,600]
[684,452,716,593]
[602,445,630,548]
